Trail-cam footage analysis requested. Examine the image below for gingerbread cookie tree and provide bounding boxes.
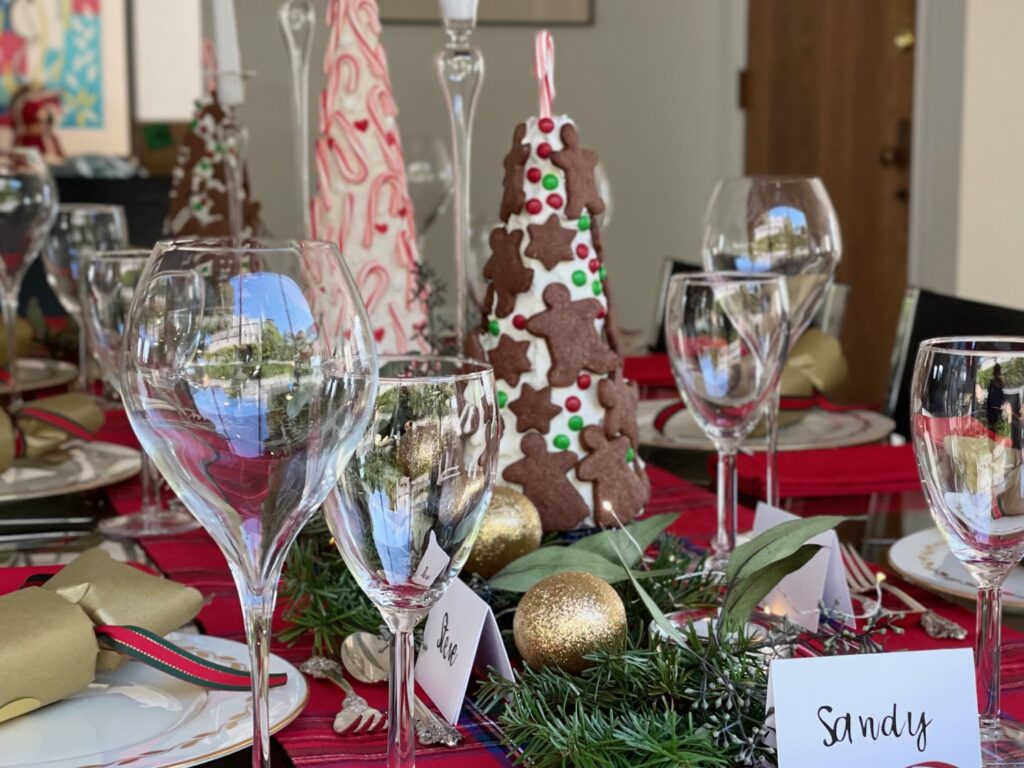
[166,93,263,238]
[472,32,647,531]
[310,0,429,353]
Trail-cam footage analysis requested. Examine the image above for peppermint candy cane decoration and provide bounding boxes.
[535,30,555,118]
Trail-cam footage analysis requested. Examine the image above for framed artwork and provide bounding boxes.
[380,0,594,26]
[0,0,131,155]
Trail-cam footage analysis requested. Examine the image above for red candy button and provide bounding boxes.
[527,167,542,183]
[538,117,555,133]
[566,396,581,412]
[512,314,527,330]
[576,244,589,259]
[597,308,607,319]
[546,193,563,209]
[588,258,600,273]
[525,199,543,215]
[577,374,591,389]
[537,142,552,159]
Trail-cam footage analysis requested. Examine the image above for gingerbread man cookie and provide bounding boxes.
[484,228,533,317]
[499,123,530,222]
[598,368,640,448]
[503,433,590,531]
[551,123,604,220]
[526,284,619,387]
[575,426,647,527]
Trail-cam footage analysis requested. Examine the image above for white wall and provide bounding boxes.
[232,0,746,337]
[133,0,203,122]
[910,0,1024,310]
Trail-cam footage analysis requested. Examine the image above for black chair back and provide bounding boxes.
[885,287,1024,436]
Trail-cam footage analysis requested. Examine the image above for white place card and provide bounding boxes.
[415,578,514,725]
[752,503,854,631]
[767,649,981,768]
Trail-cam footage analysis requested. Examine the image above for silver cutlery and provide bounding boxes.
[341,631,462,747]
[299,656,386,734]
[841,542,967,640]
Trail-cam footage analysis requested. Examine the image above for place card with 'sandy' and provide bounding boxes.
[752,503,854,631]
[415,577,514,724]
[767,648,981,767]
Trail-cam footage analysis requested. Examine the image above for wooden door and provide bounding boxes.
[744,0,916,405]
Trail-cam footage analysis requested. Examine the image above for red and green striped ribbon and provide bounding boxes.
[95,625,288,690]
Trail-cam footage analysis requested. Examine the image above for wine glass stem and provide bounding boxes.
[239,579,277,768]
[139,453,162,516]
[2,291,19,407]
[977,584,1003,728]
[714,447,738,561]
[765,383,781,507]
[76,322,89,393]
[388,627,416,768]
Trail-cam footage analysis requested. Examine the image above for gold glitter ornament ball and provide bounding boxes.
[513,571,626,674]
[465,487,543,578]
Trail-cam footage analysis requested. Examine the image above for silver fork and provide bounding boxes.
[299,657,386,734]
[841,543,967,640]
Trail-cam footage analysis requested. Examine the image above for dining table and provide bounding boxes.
[3,361,1023,768]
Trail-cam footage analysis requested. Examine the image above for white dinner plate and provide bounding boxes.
[0,359,78,396]
[0,632,308,768]
[0,441,141,504]
[637,399,896,452]
[888,527,1024,612]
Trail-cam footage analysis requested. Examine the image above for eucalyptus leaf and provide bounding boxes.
[607,535,689,647]
[571,513,680,567]
[725,515,846,584]
[720,543,822,631]
[488,547,629,592]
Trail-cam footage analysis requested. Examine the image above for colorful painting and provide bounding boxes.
[0,0,129,154]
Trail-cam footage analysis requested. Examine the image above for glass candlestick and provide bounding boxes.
[436,1,483,350]
[278,0,315,237]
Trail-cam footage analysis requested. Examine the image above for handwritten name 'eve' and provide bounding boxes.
[817,704,932,753]
[436,612,458,667]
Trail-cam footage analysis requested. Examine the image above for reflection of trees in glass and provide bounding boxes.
[979,359,1024,390]
[751,206,810,257]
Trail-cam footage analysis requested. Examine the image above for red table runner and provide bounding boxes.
[88,411,1024,765]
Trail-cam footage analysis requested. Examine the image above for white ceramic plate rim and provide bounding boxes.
[0,359,78,395]
[0,441,141,504]
[0,632,308,768]
[637,399,896,451]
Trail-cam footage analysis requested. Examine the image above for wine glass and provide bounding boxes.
[912,337,1024,764]
[81,248,199,538]
[703,176,841,506]
[45,204,128,392]
[0,148,58,399]
[404,136,453,251]
[324,356,498,768]
[120,238,377,768]
[665,273,789,564]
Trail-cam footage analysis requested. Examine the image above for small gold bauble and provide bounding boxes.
[513,571,626,674]
[396,421,440,478]
[465,487,543,578]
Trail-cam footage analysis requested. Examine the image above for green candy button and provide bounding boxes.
[553,434,571,450]
[572,270,587,287]
[488,319,500,336]
[498,391,508,408]
[578,214,591,231]
[542,173,559,191]
[599,266,607,280]
[592,280,603,296]
[568,415,584,431]
[626,447,636,463]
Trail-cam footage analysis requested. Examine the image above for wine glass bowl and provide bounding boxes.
[324,355,498,768]
[0,148,58,390]
[120,238,377,768]
[665,272,789,561]
[404,136,453,246]
[912,336,1024,763]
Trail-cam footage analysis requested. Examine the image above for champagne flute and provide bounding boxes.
[665,273,789,565]
[912,337,1024,764]
[324,356,498,768]
[0,148,58,400]
[45,204,129,392]
[703,176,840,506]
[82,249,199,538]
[121,238,377,768]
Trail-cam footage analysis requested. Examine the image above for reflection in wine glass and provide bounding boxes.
[665,272,789,564]
[404,136,453,252]
[913,337,1024,765]
[325,356,498,768]
[45,204,128,392]
[121,238,378,768]
[0,148,58,400]
[703,176,841,506]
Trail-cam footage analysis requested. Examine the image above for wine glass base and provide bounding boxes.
[98,509,199,539]
[981,716,1024,765]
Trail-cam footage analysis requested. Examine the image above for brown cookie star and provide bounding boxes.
[526,284,619,387]
[509,383,562,433]
[525,215,577,270]
[598,368,640,448]
[503,433,590,531]
[499,123,530,222]
[551,123,605,220]
[488,333,532,387]
[484,228,533,318]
